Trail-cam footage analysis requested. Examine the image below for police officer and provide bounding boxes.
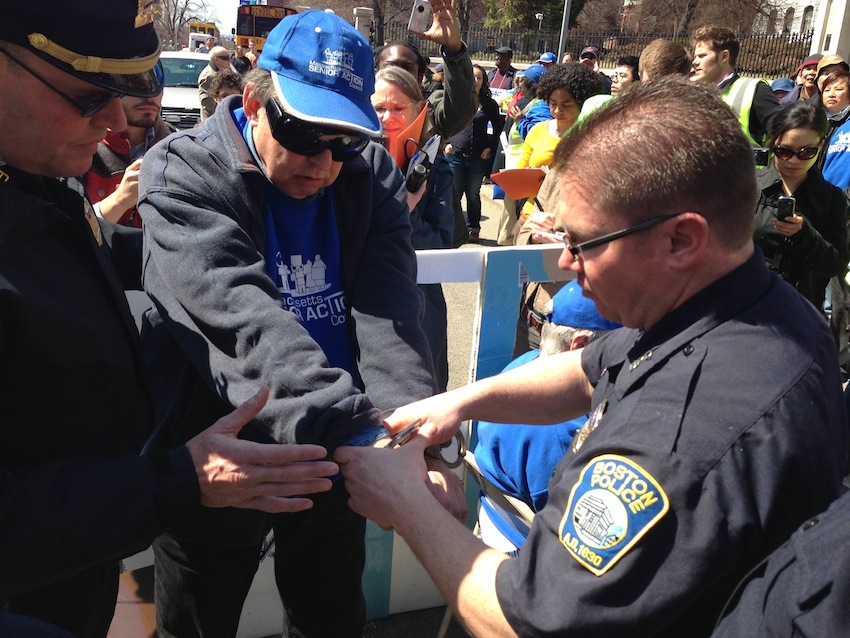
[0,2,338,635]
[712,486,850,636]
[335,77,848,637]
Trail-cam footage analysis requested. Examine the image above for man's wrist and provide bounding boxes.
[440,41,466,59]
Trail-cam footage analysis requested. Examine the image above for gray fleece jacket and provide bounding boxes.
[138,96,437,457]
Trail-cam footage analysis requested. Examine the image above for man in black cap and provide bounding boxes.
[579,45,612,93]
[0,2,339,636]
[488,45,517,89]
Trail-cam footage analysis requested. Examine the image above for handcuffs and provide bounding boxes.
[388,419,466,469]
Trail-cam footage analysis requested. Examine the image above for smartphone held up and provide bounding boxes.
[776,195,796,221]
[408,0,432,34]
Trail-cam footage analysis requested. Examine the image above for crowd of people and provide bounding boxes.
[2,1,850,637]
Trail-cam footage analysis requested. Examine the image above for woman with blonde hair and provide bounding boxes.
[372,66,454,390]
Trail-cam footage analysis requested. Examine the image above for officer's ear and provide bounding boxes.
[720,48,731,66]
[663,212,709,271]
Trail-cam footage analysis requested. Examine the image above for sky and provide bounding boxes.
[206,0,238,36]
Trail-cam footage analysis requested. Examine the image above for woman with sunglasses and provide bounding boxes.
[754,101,849,309]
[371,66,454,391]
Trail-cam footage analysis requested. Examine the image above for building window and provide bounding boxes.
[766,8,778,35]
[801,5,814,32]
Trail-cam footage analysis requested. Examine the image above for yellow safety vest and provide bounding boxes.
[722,76,767,146]
[504,98,540,169]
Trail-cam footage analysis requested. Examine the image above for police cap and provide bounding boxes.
[0,0,163,97]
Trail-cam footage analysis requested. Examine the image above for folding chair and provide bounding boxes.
[436,449,535,638]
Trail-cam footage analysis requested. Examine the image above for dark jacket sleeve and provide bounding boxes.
[409,155,454,250]
[750,81,782,145]
[428,44,478,139]
[336,143,438,411]
[784,177,850,279]
[0,448,197,596]
[484,98,502,155]
[101,221,143,291]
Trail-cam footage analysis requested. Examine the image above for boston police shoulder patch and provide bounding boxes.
[558,454,668,576]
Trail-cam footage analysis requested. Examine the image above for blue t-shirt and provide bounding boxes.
[823,117,850,191]
[234,107,356,378]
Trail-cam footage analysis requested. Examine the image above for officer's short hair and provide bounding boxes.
[553,76,756,249]
[691,25,739,67]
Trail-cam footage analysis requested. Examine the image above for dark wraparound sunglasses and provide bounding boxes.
[0,47,121,117]
[265,99,369,161]
[772,144,820,161]
[563,214,679,259]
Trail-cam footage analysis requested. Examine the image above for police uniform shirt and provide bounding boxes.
[712,489,850,637]
[494,252,848,637]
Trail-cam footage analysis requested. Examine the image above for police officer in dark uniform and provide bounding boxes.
[0,2,339,635]
[334,77,849,638]
[712,487,850,636]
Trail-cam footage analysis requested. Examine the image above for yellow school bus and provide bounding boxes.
[234,2,297,51]
[188,20,220,39]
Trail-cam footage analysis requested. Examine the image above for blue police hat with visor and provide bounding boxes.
[0,0,163,100]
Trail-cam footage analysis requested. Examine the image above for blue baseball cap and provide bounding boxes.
[549,282,621,331]
[258,10,381,137]
[770,77,795,93]
[537,52,557,64]
[522,64,547,84]
[0,0,163,97]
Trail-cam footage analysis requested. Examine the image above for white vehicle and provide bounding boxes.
[187,32,209,51]
[160,50,210,129]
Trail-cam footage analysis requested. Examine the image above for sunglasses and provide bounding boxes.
[214,54,231,61]
[265,99,369,161]
[0,47,120,117]
[562,214,678,259]
[772,144,820,161]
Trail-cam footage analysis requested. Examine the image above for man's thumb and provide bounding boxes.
[211,386,269,436]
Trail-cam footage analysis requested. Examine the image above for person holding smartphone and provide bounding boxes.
[754,101,849,309]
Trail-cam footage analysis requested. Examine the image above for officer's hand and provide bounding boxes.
[336,437,432,530]
[185,387,338,513]
[425,455,467,522]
